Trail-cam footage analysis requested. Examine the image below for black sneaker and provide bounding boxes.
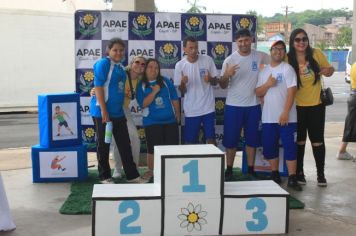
[271,171,282,184]
[224,170,233,181]
[317,174,327,187]
[296,173,307,185]
[288,175,303,191]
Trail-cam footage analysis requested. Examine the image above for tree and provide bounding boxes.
[186,0,206,13]
[315,40,330,50]
[334,27,352,49]
[246,10,265,34]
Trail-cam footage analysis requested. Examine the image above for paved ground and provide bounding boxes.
[1,122,356,236]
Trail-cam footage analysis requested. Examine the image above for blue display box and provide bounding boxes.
[38,93,82,148]
[31,144,88,183]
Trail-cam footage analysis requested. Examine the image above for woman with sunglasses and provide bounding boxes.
[288,28,334,187]
[136,58,180,180]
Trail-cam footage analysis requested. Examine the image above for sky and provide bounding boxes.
[155,0,353,17]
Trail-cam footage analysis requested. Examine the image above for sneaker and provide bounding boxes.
[317,175,327,187]
[224,170,233,181]
[287,175,303,191]
[127,176,149,184]
[112,169,122,178]
[337,151,354,160]
[271,171,282,184]
[142,170,153,180]
[100,178,114,184]
[296,173,307,185]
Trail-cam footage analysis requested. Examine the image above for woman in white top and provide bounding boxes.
[0,172,16,232]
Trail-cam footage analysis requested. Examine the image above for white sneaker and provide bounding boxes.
[100,178,114,184]
[127,176,149,184]
[336,151,354,160]
[112,169,122,178]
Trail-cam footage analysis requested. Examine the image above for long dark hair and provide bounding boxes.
[287,28,320,88]
[142,58,164,88]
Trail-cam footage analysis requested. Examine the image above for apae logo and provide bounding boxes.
[78,71,94,94]
[156,20,180,33]
[132,14,153,37]
[184,16,205,37]
[235,17,253,31]
[157,43,180,67]
[211,44,229,66]
[78,14,100,36]
[103,19,127,33]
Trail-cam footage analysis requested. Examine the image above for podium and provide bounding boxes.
[92,144,289,235]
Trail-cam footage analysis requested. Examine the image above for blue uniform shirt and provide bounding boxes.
[90,57,126,118]
[136,77,178,126]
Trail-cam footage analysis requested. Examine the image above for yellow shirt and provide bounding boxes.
[350,62,356,90]
[295,48,331,106]
[124,74,140,108]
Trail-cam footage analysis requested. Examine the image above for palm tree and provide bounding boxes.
[186,0,206,13]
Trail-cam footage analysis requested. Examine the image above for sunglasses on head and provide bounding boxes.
[134,61,146,66]
[294,37,308,43]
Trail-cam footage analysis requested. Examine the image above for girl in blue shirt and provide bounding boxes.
[136,58,180,180]
[90,37,147,184]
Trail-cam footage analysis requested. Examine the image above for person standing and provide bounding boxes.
[287,28,334,187]
[256,40,302,191]
[174,36,219,145]
[136,58,180,180]
[90,37,148,184]
[336,62,356,161]
[219,29,270,181]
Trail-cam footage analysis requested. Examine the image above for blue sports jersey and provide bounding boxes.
[136,77,178,126]
[90,57,126,118]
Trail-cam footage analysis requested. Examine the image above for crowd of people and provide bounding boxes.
[89,27,356,192]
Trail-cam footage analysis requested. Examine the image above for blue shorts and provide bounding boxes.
[184,112,215,143]
[262,123,297,161]
[223,105,261,148]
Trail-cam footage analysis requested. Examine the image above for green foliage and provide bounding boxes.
[315,40,330,50]
[246,10,265,34]
[265,8,352,29]
[186,0,206,13]
[334,27,352,49]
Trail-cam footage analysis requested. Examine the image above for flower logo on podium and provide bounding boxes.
[132,14,153,37]
[78,13,99,36]
[178,203,207,232]
[79,71,94,95]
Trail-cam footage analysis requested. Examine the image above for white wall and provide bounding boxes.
[0,9,75,110]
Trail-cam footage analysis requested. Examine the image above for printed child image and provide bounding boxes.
[39,151,78,178]
[52,102,78,140]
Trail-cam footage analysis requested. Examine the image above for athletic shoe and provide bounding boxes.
[287,175,303,191]
[317,174,327,187]
[336,151,354,160]
[296,173,307,185]
[127,176,149,184]
[100,178,114,184]
[224,170,233,182]
[112,169,122,178]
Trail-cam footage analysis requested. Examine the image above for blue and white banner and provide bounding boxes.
[75,10,256,151]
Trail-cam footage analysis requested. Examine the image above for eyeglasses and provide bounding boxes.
[134,61,146,66]
[271,47,285,52]
[294,37,308,43]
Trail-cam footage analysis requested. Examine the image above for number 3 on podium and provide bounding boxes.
[182,160,206,193]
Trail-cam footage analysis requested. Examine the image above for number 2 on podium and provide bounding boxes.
[119,200,141,234]
[182,160,206,192]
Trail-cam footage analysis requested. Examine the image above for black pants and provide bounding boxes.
[144,123,179,154]
[93,117,140,181]
[296,104,325,175]
[342,95,356,142]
